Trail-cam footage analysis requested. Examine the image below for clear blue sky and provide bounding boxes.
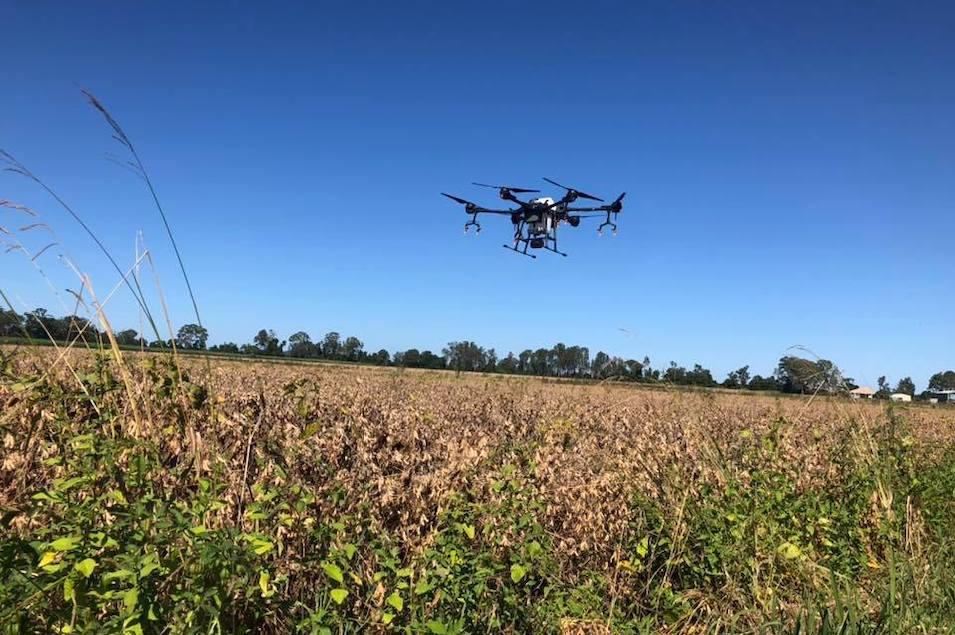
[1,2,952,390]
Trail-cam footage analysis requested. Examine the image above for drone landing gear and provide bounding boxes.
[503,243,536,259]
[464,214,482,234]
[544,230,567,256]
[544,245,568,257]
[597,212,618,236]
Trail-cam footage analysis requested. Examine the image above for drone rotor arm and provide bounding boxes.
[567,193,625,214]
[442,193,514,214]
[468,207,517,216]
[564,206,609,213]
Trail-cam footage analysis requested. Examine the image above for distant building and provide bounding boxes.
[850,386,875,399]
[890,393,912,402]
[932,389,955,403]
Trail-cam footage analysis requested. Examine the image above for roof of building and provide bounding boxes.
[850,386,876,395]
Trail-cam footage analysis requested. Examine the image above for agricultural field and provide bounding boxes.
[1,347,954,633]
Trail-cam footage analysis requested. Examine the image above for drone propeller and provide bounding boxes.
[441,192,475,206]
[472,182,540,194]
[442,192,513,216]
[542,177,604,202]
[442,192,485,216]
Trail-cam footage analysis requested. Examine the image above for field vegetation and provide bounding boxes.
[2,347,954,633]
[2,91,953,634]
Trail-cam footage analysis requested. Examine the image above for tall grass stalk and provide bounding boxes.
[0,150,165,344]
[82,273,143,431]
[0,213,102,353]
[82,89,203,331]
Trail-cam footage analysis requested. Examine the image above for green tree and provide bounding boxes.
[737,365,751,388]
[60,315,98,341]
[497,352,519,374]
[443,341,490,373]
[369,349,390,365]
[114,329,141,346]
[814,359,845,393]
[664,362,687,384]
[775,356,844,394]
[928,370,955,392]
[322,332,342,359]
[572,346,590,376]
[723,365,751,389]
[876,376,891,399]
[686,363,716,386]
[775,356,816,393]
[420,350,444,369]
[518,349,533,374]
[176,323,209,350]
[895,376,916,396]
[0,308,23,337]
[343,336,364,361]
[288,331,319,358]
[592,351,611,379]
[748,374,780,391]
[599,356,628,378]
[253,329,283,355]
[25,308,67,341]
[395,348,420,367]
[530,348,552,376]
[624,359,644,381]
[483,347,498,372]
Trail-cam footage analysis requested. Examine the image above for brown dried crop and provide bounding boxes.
[2,347,954,632]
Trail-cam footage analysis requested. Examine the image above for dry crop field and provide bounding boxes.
[1,347,954,634]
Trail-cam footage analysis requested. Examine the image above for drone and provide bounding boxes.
[441,178,625,258]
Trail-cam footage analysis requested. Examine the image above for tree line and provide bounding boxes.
[1,306,948,399]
